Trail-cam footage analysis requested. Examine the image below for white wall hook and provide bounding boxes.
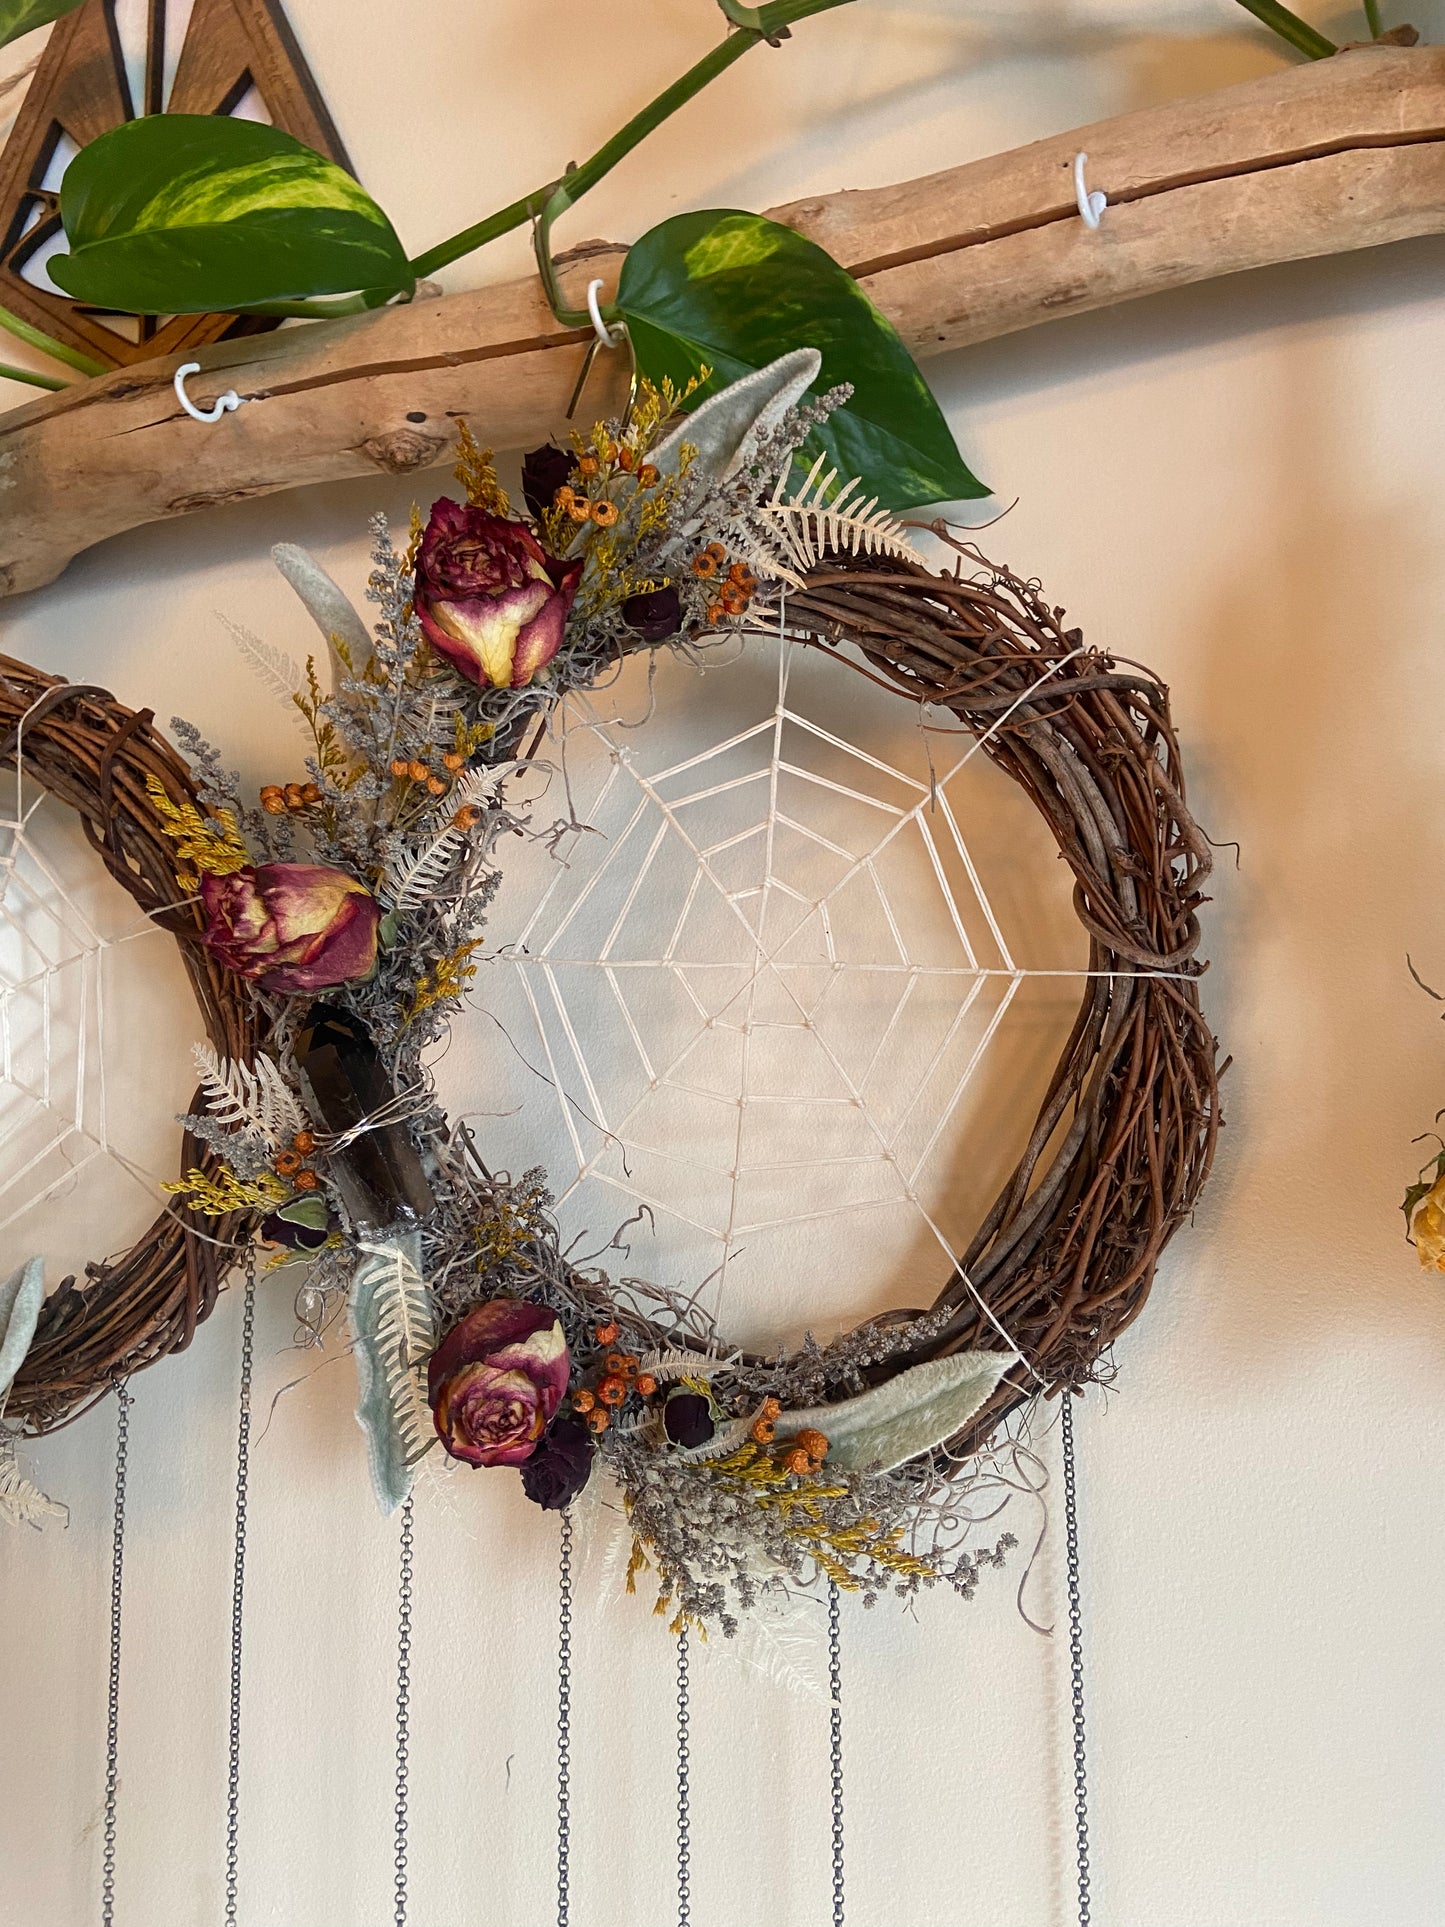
[173,361,244,424]
[586,278,624,350]
[1073,151,1107,230]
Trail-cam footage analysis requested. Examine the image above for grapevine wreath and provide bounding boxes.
[3,354,1220,1631]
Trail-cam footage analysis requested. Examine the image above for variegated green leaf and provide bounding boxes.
[0,0,86,51]
[52,115,412,314]
[774,1349,1016,1473]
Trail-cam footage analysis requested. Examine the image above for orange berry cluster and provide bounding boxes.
[556,485,620,529]
[691,544,758,623]
[780,1427,830,1478]
[260,782,321,816]
[750,1395,783,1445]
[389,755,462,799]
[273,1130,319,1190]
[570,1320,657,1435]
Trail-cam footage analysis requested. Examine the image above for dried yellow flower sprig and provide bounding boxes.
[143,774,250,889]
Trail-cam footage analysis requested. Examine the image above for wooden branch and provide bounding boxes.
[2,45,1442,597]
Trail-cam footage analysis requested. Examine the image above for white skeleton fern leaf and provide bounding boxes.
[0,1433,67,1530]
[382,825,465,912]
[742,454,926,585]
[217,614,306,709]
[349,1235,438,1513]
[191,1043,307,1147]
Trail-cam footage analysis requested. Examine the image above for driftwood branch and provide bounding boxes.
[1,45,1441,597]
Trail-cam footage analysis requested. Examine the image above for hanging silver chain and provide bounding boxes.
[101,1380,131,1927]
[224,1248,256,1927]
[1059,1392,1092,1927]
[675,1623,691,1927]
[393,1493,415,1927]
[556,1509,573,1927]
[827,1582,845,1927]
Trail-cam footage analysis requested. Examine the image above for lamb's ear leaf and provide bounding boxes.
[271,543,374,681]
[51,115,412,314]
[648,347,821,488]
[348,1232,438,1516]
[0,1257,44,1409]
[617,210,987,511]
[0,0,86,51]
[775,1349,1016,1473]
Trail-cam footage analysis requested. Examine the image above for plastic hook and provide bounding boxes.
[1073,152,1107,230]
[586,279,624,350]
[173,361,244,424]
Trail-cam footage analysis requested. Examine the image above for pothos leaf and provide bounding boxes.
[0,0,85,51]
[617,210,987,511]
[348,1231,438,1515]
[774,1348,1016,1473]
[51,115,413,314]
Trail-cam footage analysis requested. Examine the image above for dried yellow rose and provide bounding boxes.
[1414,1173,1445,1270]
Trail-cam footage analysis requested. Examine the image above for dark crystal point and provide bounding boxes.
[663,1390,715,1449]
[294,1001,435,1229]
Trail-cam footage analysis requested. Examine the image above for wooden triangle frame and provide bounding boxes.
[0,0,354,368]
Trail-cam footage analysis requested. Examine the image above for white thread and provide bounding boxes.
[1073,152,1107,230]
[173,361,244,424]
[585,279,623,350]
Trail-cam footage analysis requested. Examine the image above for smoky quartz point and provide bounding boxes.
[295,1001,435,1228]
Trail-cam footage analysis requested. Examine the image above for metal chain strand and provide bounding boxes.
[394,1494,415,1927]
[1060,1392,1092,1927]
[827,1582,845,1927]
[675,1623,691,1927]
[556,1510,573,1927]
[224,1249,257,1927]
[101,1381,131,1927]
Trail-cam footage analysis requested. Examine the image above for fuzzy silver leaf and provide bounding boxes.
[774,1348,1016,1472]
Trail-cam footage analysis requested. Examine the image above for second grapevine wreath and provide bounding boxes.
[6,351,1220,1631]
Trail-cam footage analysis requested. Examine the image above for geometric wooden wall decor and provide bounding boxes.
[0,0,354,368]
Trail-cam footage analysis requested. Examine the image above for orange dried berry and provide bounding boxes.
[284,783,307,810]
[795,1428,829,1464]
[594,1321,620,1345]
[554,485,576,509]
[691,552,718,579]
[635,1373,657,1397]
[301,783,322,805]
[598,1375,628,1408]
[389,758,410,778]
[591,500,619,528]
[426,776,448,796]
[587,1408,610,1434]
[577,454,600,477]
[604,1352,628,1378]
[619,1354,640,1376]
[407,760,429,783]
[274,1149,303,1178]
[638,463,659,488]
[705,541,726,563]
[760,1396,782,1421]
[782,1447,813,1477]
[572,1389,596,1414]
[568,497,593,523]
[442,751,465,773]
[452,805,481,832]
[292,1131,315,1157]
[706,602,726,625]
[751,1417,777,1445]
[293,1169,321,1191]
[617,445,636,472]
[259,786,286,815]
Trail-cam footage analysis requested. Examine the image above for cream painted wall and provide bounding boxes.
[5,4,1445,1923]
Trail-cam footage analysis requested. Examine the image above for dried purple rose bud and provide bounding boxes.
[427,1299,570,1467]
[199,863,381,995]
[520,443,575,519]
[662,1389,715,1449]
[620,586,683,644]
[520,1413,596,1510]
[414,498,582,690]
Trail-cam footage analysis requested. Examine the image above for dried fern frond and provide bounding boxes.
[191,1044,307,1147]
[0,1432,67,1530]
[739,454,926,587]
[382,825,466,913]
[217,615,305,710]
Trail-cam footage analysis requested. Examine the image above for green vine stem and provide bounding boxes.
[0,358,66,391]
[0,300,104,378]
[1232,0,1338,57]
[257,0,858,322]
[1363,0,1385,33]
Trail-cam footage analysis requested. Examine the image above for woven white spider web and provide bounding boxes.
[452,615,1098,1358]
[0,758,195,1285]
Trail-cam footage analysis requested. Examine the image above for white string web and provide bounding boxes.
[0,759,194,1284]
[453,614,1096,1360]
